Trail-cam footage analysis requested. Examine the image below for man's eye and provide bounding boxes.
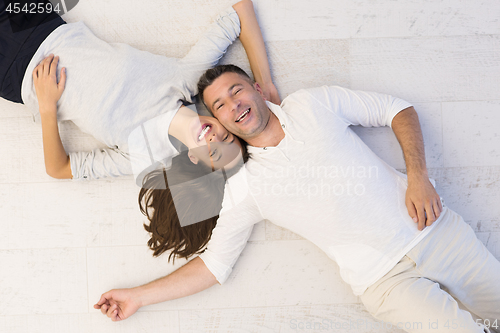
[234,89,242,94]
[216,104,224,110]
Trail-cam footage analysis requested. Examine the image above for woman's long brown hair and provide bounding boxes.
[139,146,248,263]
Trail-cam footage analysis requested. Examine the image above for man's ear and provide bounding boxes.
[187,151,199,165]
[253,82,267,101]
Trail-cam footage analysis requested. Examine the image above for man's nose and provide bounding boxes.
[230,97,240,112]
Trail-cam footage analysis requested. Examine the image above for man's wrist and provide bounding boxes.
[407,170,429,184]
[130,286,147,308]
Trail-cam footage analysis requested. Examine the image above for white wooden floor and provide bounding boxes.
[1,0,499,332]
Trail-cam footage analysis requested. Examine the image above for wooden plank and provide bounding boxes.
[63,0,500,44]
[0,248,87,316]
[0,99,26,118]
[0,312,180,333]
[430,166,500,233]
[0,180,148,250]
[179,304,405,333]
[350,35,500,103]
[442,101,500,168]
[253,0,500,41]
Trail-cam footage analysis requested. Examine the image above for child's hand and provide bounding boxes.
[33,54,66,115]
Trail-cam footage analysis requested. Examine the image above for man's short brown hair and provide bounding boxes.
[197,64,253,113]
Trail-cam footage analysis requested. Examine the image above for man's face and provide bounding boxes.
[203,72,270,142]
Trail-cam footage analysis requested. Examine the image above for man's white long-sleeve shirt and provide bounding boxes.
[199,86,447,295]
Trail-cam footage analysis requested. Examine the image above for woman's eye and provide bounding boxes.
[216,104,223,110]
[210,149,217,157]
[223,134,229,141]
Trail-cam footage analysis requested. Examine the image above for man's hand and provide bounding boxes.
[94,289,142,322]
[405,176,443,231]
[33,54,66,114]
[93,257,217,322]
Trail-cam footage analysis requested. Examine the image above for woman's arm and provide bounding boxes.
[233,0,280,105]
[33,54,72,179]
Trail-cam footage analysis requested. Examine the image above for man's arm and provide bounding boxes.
[33,54,72,179]
[233,0,280,104]
[391,107,443,230]
[95,187,258,322]
[94,257,217,321]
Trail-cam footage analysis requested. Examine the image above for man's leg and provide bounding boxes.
[405,208,500,333]
[360,207,500,333]
[0,0,65,103]
[360,254,486,333]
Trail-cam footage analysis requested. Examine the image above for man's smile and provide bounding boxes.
[235,108,251,122]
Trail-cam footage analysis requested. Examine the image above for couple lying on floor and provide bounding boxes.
[2,1,498,332]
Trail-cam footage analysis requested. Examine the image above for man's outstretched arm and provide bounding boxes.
[391,106,443,231]
[94,257,217,321]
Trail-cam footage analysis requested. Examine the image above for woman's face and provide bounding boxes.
[187,115,243,170]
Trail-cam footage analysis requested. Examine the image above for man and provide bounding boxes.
[95,65,500,333]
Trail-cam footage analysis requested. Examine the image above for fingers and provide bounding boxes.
[95,292,121,320]
[424,201,436,227]
[100,303,109,315]
[32,54,58,79]
[32,66,39,80]
[405,198,418,224]
[95,293,111,307]
[106,303,120,321]
[59,68,67,91]
[50,55,59,77]
[95,293,112,315]
[416,204,426,231]
[432,199,441,220]
[43,54,54,76]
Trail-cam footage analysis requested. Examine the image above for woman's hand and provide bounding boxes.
[33,54,66,114]
[261,81,281,105]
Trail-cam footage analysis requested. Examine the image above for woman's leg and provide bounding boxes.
[0,0,65,103]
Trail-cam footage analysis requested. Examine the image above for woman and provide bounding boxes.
[0,0,279,182]
[138,145,250,263]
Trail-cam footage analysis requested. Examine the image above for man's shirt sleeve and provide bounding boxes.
[304,86,413,128]
[198,169,262,284]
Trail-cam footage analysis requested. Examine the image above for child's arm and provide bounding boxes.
[233,0,280,105]
[33,54,72,179]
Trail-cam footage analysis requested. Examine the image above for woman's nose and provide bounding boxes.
[208,132,220,142]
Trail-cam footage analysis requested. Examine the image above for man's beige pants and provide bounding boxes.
[360,207,500,333]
